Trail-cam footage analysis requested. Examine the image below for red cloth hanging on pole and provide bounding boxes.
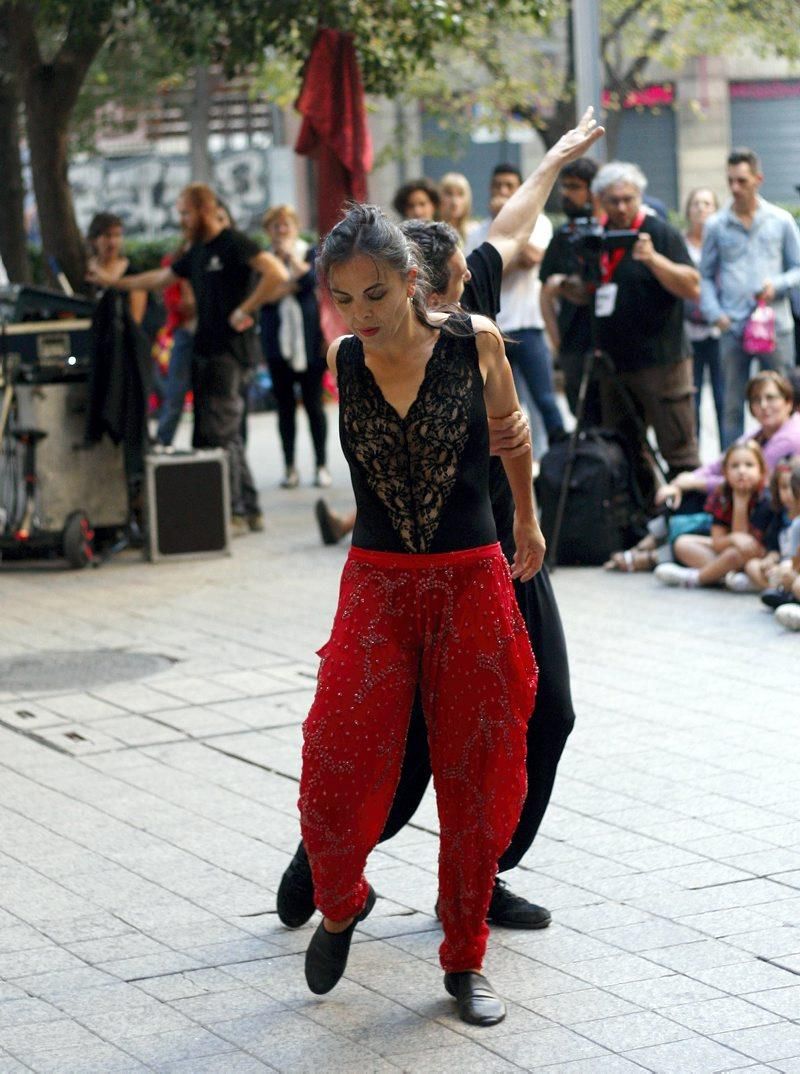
[295,28,373,237]
[295,28,373,343]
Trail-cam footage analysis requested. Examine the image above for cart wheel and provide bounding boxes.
[62,512,95,569]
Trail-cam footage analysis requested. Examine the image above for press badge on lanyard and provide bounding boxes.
[594,283,618,317]
[594,210,646,318]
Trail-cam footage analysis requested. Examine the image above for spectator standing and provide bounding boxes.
[261,205,329,490]
[439,172,477,246]
[683,187,723,445]
[468,164,567,448]
[540,157,600,424]
[700,148,800,448]
[155,243,195,447]
[591,161,701,502]
[392,177,440,221]
[88,183,289,535]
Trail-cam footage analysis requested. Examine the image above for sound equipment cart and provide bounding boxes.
[0,286,128,568]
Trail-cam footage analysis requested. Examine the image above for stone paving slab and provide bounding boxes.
[0,408,798,1072]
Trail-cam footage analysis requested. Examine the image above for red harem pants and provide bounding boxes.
[299,542,538,973]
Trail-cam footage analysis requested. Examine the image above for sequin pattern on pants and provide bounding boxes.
[299,542,537,973]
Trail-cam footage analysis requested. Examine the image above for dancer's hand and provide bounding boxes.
[546,106,605,166]
[511,513,546,582]
[489,410,531,457]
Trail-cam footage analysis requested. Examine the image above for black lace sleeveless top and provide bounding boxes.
[336,315,497,554]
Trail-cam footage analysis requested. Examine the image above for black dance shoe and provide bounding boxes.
[487,878,552,930]
[444,971,506,1026]
[277,842,316,929]
[304,885,376,995]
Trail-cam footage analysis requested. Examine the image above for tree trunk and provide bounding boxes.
[8,2,108,292]
[0,7,29,282]
[0,65,29,281]
[23,68,87,289]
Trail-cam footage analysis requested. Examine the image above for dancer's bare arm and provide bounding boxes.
[487,107,604,270]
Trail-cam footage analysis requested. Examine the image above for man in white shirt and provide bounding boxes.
[468,163,567,445]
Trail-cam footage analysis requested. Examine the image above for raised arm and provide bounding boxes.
[474,314,545,580]
[487,107,604,270]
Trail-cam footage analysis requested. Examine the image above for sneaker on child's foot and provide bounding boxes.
[655,563,700,588]
[724,571,759,593]
[775,602,800,631]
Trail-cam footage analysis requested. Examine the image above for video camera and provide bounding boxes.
[562,216,640,285]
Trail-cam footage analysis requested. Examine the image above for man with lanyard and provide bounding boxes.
[539,157,601,425]
[278,109,603,937]
[590,161,701,503]
[89,183,291,534]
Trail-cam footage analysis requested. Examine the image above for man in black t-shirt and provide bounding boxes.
[590,162,701,495]
[89,183,290,534]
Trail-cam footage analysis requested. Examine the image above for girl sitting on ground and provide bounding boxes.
[731,457,800,593]
[655,440,772,589]
[759,461,800,630]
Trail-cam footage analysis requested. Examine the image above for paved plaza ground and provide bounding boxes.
[0,406,798,1073]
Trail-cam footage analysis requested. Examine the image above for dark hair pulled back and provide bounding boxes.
[319,203,440,331]
[399,219,460,296]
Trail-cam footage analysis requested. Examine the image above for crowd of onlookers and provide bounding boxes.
[86,144,800,631]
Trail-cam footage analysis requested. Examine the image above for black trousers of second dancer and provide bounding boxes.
[379,564,575,868]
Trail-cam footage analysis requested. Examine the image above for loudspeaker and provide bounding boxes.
[145,449,231,562]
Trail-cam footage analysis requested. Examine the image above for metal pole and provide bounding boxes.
[572,0,606,161]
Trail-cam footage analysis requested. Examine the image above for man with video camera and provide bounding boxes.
[589,162,701,502]
[540,157,601,425]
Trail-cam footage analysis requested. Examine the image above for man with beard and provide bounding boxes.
[283,109,604,938]
[539,157,600,424]
[88,183,289,534]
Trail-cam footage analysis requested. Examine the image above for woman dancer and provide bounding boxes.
[300,204,543,1026]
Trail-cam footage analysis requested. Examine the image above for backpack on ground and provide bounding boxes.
[536,428,647,566]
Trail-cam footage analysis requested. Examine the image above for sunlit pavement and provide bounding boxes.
[0,403,797,1074]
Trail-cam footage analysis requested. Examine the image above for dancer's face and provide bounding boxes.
[432,248,471,306]
[328,254,416,345]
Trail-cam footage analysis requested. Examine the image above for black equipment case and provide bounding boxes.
[145,449,231,563]
[537,428,645,566]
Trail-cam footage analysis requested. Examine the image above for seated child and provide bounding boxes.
[655,441,771,589]
[761,460,800,630]
[735,456,799,592]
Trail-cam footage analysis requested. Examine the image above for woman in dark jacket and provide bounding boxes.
[260,205,329,488]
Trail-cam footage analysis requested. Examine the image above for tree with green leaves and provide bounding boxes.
[387,0,799,162]
[1,0,551,287]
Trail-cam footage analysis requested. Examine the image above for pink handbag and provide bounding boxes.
[742,299,776,355]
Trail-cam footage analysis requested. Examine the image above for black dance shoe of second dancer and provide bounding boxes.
[277,842,316,928]
[304,885,377,995]
[444,971,506,1026]
[487,877,552,929]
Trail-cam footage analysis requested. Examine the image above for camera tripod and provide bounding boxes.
[547,324,669,570]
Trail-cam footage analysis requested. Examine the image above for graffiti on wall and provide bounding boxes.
[70,148,276,236]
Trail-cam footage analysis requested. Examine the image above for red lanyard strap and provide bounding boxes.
[599,210,647,284]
